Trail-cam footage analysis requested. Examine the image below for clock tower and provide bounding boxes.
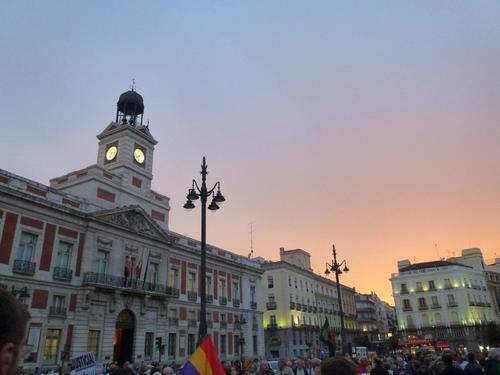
[50,88,170,230]
[97,88,156,191]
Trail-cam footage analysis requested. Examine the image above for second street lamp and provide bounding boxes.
[184,157,225,344]
[324,244,350,356]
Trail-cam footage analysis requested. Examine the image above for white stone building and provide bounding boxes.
[260,248,358,358]
[0,89,265,370]
[390,259,495,349]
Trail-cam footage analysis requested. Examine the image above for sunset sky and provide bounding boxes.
[2,1,500,303]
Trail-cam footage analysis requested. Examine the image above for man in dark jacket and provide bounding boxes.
[464,353,482,375]
[370,359,389,375]
[441,353,464,375]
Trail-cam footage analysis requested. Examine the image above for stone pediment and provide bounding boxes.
[92,206,168,241]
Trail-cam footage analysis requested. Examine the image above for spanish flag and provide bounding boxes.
[180,336,225,375]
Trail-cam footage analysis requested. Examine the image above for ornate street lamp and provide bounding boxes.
[184,157,226,344]
[325,244,350,355]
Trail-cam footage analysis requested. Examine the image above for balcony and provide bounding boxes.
[319,307,323,313]
[234,322,241,330]
[219,296,227,305]
[448,302,458,307]
[233,299,240,307]
[83,273,179,298]
[13,260,36,275]
[431,304,442,309]
[168,317,179,326]
[418,305,429,311]
[266,301,277,310]
[313,307,317,313]
[188,319,197,328]
[400,289,409,295]
[188,291,198,301]
[267,323,278,330]
[252,323,258,331]
[49,306,67,318]
[469,301,476,306]
[207,294,213,304]
[308,305,313,312]
[207,320,213,328]
[428,286,437,291]
[444,284,453,290]
[53,267,73,281]
[402,306,413,312]
[220,321,227,329]
[290,302,296,310]
[296,304,302,311]
[251,301,257,310]
[416,288,424,293]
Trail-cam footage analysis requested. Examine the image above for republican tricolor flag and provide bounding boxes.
[180,336,225,375]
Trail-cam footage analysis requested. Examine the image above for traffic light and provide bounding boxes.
[155,336,162,350]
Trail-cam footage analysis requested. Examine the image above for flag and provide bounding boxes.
[124,256,132,279]
[320,317,335,356]
[320,317,330,343]
[180,336,225,375]
[135,251,143,279]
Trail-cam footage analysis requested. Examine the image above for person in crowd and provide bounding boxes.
[463,353,482,375]
[321,357,356,375]
[294,360,309,375]
[0,289,31,375]
[277,360,293,375]
[484,348,500,375]
[371,359,389,375]
[356,358,371,375]
[161,367,173,375]
[441,353,464,375]
[257,360,273,375]
[310,359,322,375]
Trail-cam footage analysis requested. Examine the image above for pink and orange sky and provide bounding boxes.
[2,2,500,303]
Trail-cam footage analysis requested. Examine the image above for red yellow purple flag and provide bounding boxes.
[180,336,225,375]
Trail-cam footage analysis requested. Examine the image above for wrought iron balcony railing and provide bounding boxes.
[219,296,227,305]
[53,267,73,281]
[233,299,240,307]
[187,291,198,301]
[13,260,36,275]
[83,272,179,298]
[188,319,197,328]
[220,321,227,329]
[49,306,67,317]
[266,301,277,310]
[207,294,214,304]
[251,301,257,310]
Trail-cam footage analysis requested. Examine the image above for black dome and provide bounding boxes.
[117,90,144,116]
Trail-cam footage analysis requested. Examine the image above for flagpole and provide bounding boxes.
[142,250,150,289]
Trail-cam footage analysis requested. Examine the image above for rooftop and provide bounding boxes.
[399,260,472,272]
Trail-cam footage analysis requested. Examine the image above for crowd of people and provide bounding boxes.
[52,349,500,375]
[2,289,500,375]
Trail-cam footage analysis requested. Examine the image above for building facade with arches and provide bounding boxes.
[0,89,265,370]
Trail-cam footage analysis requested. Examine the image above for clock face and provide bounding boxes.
[106,146,118,161]
[134,148,145,164]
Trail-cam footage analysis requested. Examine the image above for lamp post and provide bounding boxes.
[184,157,226,344]
[324,244,349,355]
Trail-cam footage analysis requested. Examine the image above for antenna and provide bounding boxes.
[248,222,255,259]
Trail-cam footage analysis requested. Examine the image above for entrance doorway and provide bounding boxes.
[114,309,135,365]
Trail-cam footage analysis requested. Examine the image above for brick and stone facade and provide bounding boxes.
[0,90,265,370]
